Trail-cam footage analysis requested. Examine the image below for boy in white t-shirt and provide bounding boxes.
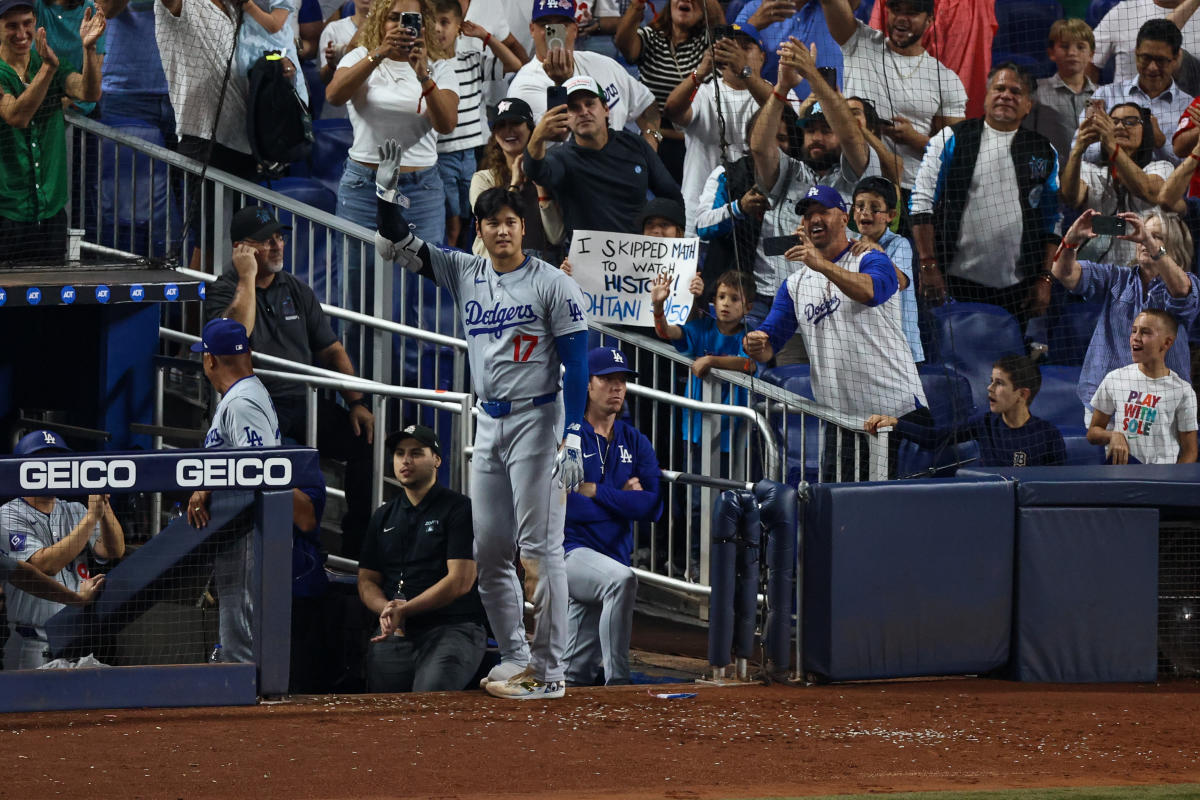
[1089,309,1199,465]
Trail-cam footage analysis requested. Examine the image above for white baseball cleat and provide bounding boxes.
[479,660,528,689]
[484,667,566,700]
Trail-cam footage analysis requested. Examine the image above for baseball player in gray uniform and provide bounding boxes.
[375,139,589,700]
[186,317,283,663]
[1,430,122,669]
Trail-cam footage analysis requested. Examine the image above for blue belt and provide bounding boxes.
[479,392,556,419]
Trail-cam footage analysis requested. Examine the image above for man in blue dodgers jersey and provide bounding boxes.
[185,317,282,664]
[1,430,120,668]
[562,347,660,687]
[375,139,589,700]
[744,184,926,478]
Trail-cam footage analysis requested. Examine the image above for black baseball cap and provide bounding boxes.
[385,424,441,456]
[494,97,535,126]
[853,176,898,210]
[635,198,686,233]
[230,205,291,243]
[0,0,34,16]
[886,0,934,13]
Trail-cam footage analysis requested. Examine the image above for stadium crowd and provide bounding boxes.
[7,0,1200,691]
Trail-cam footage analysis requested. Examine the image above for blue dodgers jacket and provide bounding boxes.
[564,417,662,566]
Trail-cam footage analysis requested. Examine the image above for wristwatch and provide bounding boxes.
[739,65,753,79]
[1150,245,1168,261]
[368,51,383,66]
[644,128,663,143]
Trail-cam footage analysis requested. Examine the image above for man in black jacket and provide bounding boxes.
[524,75,682,236]
[910,62,1060,323]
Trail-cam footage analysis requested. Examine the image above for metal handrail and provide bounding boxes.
[175,266,468,352]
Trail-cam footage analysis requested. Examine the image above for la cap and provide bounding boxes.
[190,317,251,355]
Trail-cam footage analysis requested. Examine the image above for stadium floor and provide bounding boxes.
[3,678,1197,798]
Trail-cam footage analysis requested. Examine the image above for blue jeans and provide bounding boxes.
[337,158,445,242]
[436,148,476,220]
[98,91,177,148]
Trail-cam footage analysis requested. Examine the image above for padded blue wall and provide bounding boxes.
[1012,507,1159,682]
[803,478,1015,681]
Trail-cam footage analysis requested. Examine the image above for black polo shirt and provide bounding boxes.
[357,484,484,634]
[205,267,338,400]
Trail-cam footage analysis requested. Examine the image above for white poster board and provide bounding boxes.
[567,230,700,327]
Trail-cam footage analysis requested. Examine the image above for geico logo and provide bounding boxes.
[176,457,292,487]
[19,460,137,491]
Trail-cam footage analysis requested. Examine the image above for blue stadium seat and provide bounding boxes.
[1030,363,1084,430]
[930,301,1026,411]
[994,0,1063,55]
[991,50,1054,80]
[97,118,177,259]
[895,365,980,478]
[993,0,1063,78]
[1087,0,1121,27]
[854,0,874,23]
[310,118,354,195]
[1047,301,1102,366]
[266,176,336,213]
[1063,430,1106,465]
[760,364,820,485]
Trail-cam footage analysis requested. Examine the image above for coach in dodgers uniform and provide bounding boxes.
[563,347,660,686]
[1,430,121,668]
[186,317,283,664]
[376,139,589,700]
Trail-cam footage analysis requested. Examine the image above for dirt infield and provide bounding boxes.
[3,679,1199,800]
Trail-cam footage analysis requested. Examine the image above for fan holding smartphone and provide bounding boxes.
[325,0,460,243]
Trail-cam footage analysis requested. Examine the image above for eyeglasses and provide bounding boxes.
[1111,116,1143,128]
[852,204,889,215]
[1135,53,1174,69]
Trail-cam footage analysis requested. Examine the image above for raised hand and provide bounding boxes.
[79,8,106,51]
[650,272,672,306]
[35,28,58,70]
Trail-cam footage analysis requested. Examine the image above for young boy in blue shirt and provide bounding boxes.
[865,355,1067,468]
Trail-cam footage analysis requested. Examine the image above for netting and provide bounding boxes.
[0,483,255,672]
[1159,520,1200,677]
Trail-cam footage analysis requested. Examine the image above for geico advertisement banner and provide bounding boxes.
[1,448,322,495]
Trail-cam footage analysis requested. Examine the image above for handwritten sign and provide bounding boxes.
[567,230,699,327]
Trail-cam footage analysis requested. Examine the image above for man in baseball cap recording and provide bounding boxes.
[358,424,487,693]
[744,184,925,479]
[525,73,683,235]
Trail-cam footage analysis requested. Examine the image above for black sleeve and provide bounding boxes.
[204,274,237,323]
[639,134,683,203]
[357,504,390,572]
[443,494,475,561]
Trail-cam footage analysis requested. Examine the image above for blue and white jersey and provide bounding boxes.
[758,247,925,418]
[205,375,282,449]
[0,497,96,626]
[427,248,588,402]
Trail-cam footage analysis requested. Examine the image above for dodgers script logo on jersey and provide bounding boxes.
[805,295,841,326]
[464,300,538,338]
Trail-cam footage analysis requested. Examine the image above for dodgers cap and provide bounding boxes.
[795,184,848,215]
[588,346,637,377]
[190,318,251,355]
[14,429,71,456]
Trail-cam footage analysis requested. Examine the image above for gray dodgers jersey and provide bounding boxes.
[204,375,283,449]
[429,249,588,402]
[1,498,98,626]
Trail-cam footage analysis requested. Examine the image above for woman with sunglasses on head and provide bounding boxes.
[1062,101,1173,264]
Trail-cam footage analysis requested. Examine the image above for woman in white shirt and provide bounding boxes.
[326,0,459,242]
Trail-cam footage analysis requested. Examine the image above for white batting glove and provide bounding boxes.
[375,139,410,208]
[553,432,585,491]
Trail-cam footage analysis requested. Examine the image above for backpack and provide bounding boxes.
[246,51,313,178]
